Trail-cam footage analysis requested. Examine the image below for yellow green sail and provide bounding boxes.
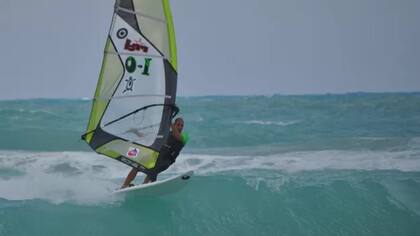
[82,0,178,172]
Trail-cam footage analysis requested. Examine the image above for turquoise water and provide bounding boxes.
[1,93,420,235]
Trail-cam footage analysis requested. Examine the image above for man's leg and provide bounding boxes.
[143,173,157,184]
[121,168,138,188]
[141,156,172,184]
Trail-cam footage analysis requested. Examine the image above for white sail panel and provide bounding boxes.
[82,0,178,172]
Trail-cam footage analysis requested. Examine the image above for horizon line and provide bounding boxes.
[1,91,420,102]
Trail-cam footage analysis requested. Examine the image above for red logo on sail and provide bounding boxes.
[127,147,140,158]
[124,39,149,53]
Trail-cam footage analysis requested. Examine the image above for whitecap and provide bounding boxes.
[1,148,419,203]
[238,120,301,126]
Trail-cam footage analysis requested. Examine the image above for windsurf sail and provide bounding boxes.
[82,0,179,173]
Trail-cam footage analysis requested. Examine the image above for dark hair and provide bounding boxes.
[174,117,184,123]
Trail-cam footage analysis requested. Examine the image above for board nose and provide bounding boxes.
[181,175,190,180]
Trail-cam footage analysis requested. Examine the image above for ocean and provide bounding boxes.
[1,93,420,235]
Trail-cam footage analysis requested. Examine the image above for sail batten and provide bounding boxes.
[98,94,169,101]
[82,0,178,172]
[116,7,167,23]
[104,50,165,59]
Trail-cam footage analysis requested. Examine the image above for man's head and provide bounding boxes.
[173,117,184,132]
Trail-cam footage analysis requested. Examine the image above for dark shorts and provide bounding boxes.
[146,155,174,181]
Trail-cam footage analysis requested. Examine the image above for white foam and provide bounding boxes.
[171,149,420,176]
[0,151,126,204]
[0,148,419,203]
[239,120,300,126]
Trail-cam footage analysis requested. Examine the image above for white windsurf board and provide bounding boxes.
[113,170,193,196]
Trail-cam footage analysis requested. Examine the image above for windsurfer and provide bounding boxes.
[120,117,188,188]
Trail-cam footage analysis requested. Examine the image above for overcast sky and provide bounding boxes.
[0,0,419,99]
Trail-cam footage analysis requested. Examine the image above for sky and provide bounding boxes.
[0,0,419,100]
